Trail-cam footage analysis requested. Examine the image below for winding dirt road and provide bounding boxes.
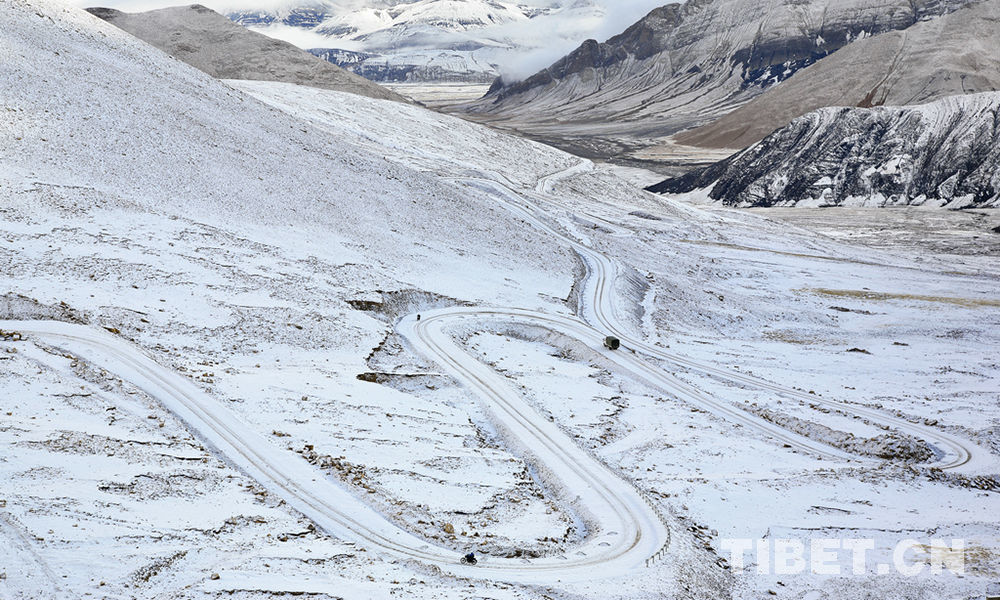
[2,319,664,584]
[1,162,989,588]
[447,164,985,474]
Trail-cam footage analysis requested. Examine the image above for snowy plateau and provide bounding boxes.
[1,1,1000,600]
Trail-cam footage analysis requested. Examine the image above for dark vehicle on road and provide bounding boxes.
[603,336,620,350]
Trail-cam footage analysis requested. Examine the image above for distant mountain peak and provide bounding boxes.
[223,0,607,83]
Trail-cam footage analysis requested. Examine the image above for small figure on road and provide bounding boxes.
[461,552,477,565]
[416,314,421,321]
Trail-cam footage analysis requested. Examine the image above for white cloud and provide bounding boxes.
[485,0,673,82]
[248,23,362,50]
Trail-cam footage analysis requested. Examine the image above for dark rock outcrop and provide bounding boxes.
[648,92,1000,208]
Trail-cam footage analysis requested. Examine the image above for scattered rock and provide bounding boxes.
[829,306,874,315]
[747,404,933,461]
[926,469,1000,492]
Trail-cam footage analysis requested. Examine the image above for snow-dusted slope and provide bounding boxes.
[649,92,1000,208]
[3,0,572,301]
[5,0,1000,598]
[0,0,600,594]
[676,0,1000,149]
[86,4,408,102]
[460,0,984,159]
[228,0,605,82]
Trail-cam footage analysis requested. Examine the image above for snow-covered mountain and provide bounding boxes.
[649,92,1000,208]
[675,0,1000,149]
[86,4,408,101]
[460,0,986,158]
[5,0,1000,598]
[226,0,607,82]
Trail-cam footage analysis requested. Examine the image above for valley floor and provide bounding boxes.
[746,207,1000,262]
[384,83,493,109]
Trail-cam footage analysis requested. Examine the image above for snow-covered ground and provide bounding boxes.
[2,2,999,599]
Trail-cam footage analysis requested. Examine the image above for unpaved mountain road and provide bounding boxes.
[0,163,988,587]
[449,162,984,474]
[0,316,669,584]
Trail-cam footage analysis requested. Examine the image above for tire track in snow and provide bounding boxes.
[0,511,63,597]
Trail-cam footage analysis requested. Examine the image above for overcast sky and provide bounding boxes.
[70,0,670,79]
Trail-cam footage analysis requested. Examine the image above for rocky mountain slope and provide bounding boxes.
[228,0,606,83]
[676,0,1000,149]
[460,0,984,160]
[648,92,1000,208]
[87,4,407,102]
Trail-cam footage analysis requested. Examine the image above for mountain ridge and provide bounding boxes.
[675,0,1000,149]
[459,0,986,161]
[87,3,408,102]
